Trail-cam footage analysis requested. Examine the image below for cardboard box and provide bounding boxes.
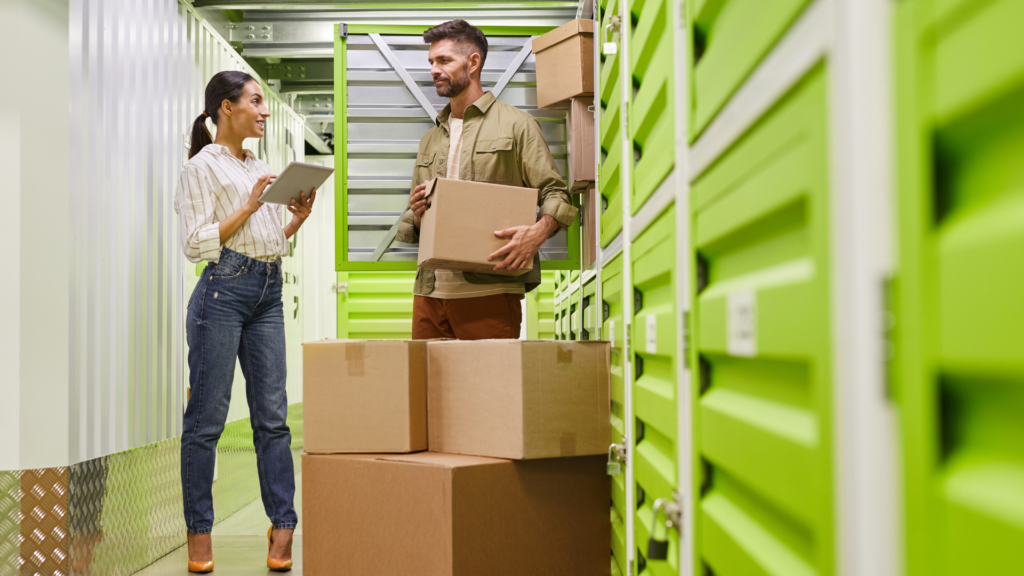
[303,339,427,454]
[582,184,598,270]
[303,452,610,576]
[417,178,538,276]
[566,97,596,192]
[428,340,610,459]
[532,19,595,110]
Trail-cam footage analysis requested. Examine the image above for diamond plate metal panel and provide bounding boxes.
[0,472,22,576]
[20,467,70,576]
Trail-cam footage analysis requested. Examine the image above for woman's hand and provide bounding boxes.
[284,189,316,239]
[246,174,275,214]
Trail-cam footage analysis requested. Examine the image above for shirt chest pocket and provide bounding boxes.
[415,151,438,183]
[473,138,516,184]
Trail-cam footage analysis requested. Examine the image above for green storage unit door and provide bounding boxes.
[632,206,679,576]
[896,0,1024,573]
[528,271,558,340]
[554,298,564,340]
[687,0,813,141]
[628,0,676,213]
[603,253,629,576]
[583,279,598,340]
[599,0,625,246]
[337,272,416,339]
[690,66,834,576]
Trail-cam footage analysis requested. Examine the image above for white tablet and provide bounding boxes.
[257,161,334,205]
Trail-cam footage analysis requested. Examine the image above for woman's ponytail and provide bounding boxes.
[187,71,257,160]
[188,112,213,160]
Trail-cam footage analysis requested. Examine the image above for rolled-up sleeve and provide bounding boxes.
[174,165,222,263]
[518,117,578,230]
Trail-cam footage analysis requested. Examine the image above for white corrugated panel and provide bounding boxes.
[68,0,306,463]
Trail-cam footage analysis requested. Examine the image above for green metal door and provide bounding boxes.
[690,66,834,576]
[603,253,629,575]
[895,0,1024,572]
[336,272,415,340]
[599,0,625,246]
[628,0,676,213]
[526,271,558,340]
[687,0,813,141]
[632,207,679,575]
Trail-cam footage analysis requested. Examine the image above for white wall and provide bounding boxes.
[302,155,338,345]
[0,0,310,470]
[0,0,72,471]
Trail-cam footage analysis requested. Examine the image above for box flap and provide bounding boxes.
[531,19,595,54]
[423,177,439,203]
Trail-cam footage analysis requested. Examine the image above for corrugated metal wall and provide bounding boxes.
[68,0,306,464]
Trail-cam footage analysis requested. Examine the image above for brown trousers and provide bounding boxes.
[411,294,523,340]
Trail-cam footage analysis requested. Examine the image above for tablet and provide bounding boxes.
[257,161,334,205]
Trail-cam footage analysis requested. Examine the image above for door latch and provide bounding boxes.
[603,14,620,55]
[332,282,349,294]
[607,441,628,476]
[647,491,683,560]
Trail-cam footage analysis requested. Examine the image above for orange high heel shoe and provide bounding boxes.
[186,533,214,573]
[267,527,293,571]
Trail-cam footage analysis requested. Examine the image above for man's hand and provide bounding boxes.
[488,216,560,272]
[409,183,429,229]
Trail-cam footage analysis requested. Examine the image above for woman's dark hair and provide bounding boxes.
[423,19,488,70]
[188,70,257,159]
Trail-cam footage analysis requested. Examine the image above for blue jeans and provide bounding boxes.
[181,247,297,534]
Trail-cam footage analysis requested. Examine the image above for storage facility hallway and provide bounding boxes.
[5,0,1024,575]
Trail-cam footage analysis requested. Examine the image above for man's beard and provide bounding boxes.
[435,64,471,98]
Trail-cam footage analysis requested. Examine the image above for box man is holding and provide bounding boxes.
[396,19,578,340]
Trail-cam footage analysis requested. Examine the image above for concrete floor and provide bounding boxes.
[134,473,304,575]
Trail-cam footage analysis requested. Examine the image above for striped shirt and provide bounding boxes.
[174,144,287,263]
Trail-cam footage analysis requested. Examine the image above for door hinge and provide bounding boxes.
[881,276,895,400]
[339,23,348,38]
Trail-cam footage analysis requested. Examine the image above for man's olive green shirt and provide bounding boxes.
[396,91,578,295]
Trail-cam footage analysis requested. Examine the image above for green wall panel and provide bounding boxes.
[603,253,629,576]
[600,0,625,246]
[583,279,599,340]
[688,0,813,141]
[337,272,415,340]
[896,0,1024,573]
[629,0,676,214]
[632,207,679,576]
[691,66,833,576]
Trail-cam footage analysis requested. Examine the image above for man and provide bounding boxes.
[397,19,578,340]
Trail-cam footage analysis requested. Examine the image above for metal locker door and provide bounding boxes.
[896,0,1024,573]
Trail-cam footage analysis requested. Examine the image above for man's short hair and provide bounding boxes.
[423,19,488,69]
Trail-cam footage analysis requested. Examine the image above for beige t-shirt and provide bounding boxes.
[427,116,526,300]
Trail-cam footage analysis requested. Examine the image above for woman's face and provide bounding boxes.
[223,80,270,139]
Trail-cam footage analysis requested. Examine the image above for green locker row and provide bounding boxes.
[549,0,1024,574]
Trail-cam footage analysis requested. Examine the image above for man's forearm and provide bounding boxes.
[537,214,559,237]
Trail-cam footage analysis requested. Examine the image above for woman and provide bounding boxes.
[174,71,315,573]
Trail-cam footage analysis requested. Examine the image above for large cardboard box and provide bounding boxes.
[303,340,427,454]
[566,97,596,192]
[417,178,538,276]
[428,340,610,459]
[532,19,595,109]
[303,452,610,576]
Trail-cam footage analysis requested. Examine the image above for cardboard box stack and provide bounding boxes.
[302,339,612,575]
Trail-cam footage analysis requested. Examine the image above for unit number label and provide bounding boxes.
[646,314,657,354]
[609,320,616,349]
[727,290,758,357]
